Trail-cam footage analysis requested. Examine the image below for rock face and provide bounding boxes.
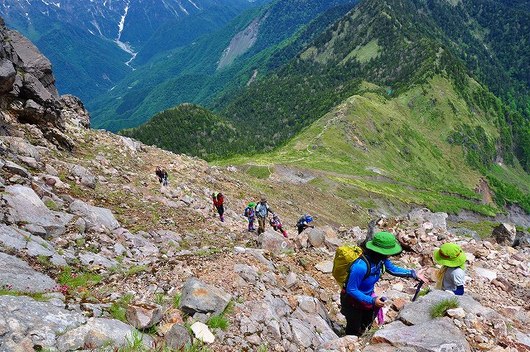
[69,199,120,232]
[179,277,232,316]
[408,208,448,231]
[126,304,163,329]
[492,223,516,246]
[56,317,153,351]
[0,295,86,349]
[0,252,57,293]
[373,318,470,352]
[258,229,290,254]
[165,324,192,349]
[3,185,73,238]
[0,18,89,149]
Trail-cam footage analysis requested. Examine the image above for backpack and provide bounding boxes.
[332,245,370,287]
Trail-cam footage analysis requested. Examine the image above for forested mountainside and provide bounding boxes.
[90,0,359,131]
[123,0,530,218]
[0,0,265,101]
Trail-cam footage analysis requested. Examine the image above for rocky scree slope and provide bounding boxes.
[1,18,530,352]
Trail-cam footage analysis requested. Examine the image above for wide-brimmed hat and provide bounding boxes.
[433,243,466,268]
[248,202,256,208]
[260,196,267,202]
[366,231,402,256]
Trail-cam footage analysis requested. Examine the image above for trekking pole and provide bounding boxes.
[411,280,424,302]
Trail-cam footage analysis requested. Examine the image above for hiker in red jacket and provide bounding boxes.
[212,192,225,222]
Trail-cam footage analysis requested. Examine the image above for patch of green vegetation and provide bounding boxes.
[36,255,53,268]
[206,314,229,330]
[43,199,60,211]
[125,265,149,277]
[450,220,497,239]
[341,39,381,64]
[172,292,182,308]
[0,288,48,301]
[430,298,459,318]
[245,165,272,179]
[108,293,134,322]
[57,266,102,291]
[257,344,269,352]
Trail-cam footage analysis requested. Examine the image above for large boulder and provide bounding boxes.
[372,318,470,352]
[0,58,15,93]
[492,223,516,246]
[179,277,232,316]
[307,227,326,248]
[69,199,120,232]
[408,208,448,231]
[0,252,57,293]
[398,290,501,326]
[69,164,96,189]
[0,295,86,349]
[56,318,153,351]
[514,230,530,248]
[258,229,290,254]
[0,137,40,161]
[0,224,66,266]
[3,185,73,238]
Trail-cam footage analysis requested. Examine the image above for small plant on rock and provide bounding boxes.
[108,293,134,322]
[172,292,182,308]
[430,298,459,318]
[206,314,229,330]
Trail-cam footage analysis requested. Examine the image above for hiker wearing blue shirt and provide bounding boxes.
[341,232,425,336]
[255,197,273,234]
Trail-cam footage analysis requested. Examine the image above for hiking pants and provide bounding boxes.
[257,217,266,234]
[248,217,255,231]
[340,292,375,336]
[216,205,224,221]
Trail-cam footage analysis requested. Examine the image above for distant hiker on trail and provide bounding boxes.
[296,214,314,234]
[339,232,426,336]
[433,242,466,296]
[255,197,273,234]
[212,192,225,222]
[155,166,168,186]
[270,213,288,238]
[244,202,256,232]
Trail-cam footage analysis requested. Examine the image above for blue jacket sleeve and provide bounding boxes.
[384,259,415,278]
[345,260,375,305]
[453,285,464,295]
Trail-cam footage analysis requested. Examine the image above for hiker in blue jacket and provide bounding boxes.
[341,231,426,336]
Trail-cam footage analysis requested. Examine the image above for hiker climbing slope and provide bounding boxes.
[339,232,426,336]
[255,197,273,234]
[155,166,168,186]
[244,202,256,231]
[212,192,225,222]
[433,242,466,295]
[296,214,314,234]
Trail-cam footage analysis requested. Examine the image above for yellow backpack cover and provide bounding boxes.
[332,245,363,287]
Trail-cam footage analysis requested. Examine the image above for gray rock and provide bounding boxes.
[69,164,96,189]
[0,58,16,93]
[3,185,73,237]
[408,208,448,231]
[513,230,530,248]
[0,295,86,349]
[180,277,232,316]
[492,223,516,246]
[56,317,153,351]
[69,199,120,231]
[398,290,501,326]
[315,260,333,273]
[258,229,290,254]
[165,324,192,350]
[2,160,30,178]
[372,318,470,352]
[0,252,57,293]
[126,304,163,329]
[0,137,41,160]
[0,224,64,265]
[22,72,55,103]
[317,336,359,352]
[234,264,258,283]
[307,228,326,247]
[79,252,117,268]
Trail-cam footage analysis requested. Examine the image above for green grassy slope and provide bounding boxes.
[220,76,530,216]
